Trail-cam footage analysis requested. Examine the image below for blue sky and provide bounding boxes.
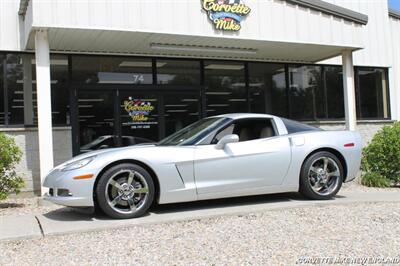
[389,0,400,11]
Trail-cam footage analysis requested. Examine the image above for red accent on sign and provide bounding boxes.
[344,143,355,147]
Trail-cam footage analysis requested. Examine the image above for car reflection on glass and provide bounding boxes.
[80,135,154,153]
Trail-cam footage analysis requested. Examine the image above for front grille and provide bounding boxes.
[57,189,72,197]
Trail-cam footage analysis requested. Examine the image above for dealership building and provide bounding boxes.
[0,0,399,195]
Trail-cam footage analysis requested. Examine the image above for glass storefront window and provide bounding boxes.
[0,53,393,129]
[356,67,390,119]
[32,55,70,126]
[164,93,200,137]
[72,56,153,84]
[0,55,4,125]
[288,65,324,120]
[324,66,344,119]
[78,91,116,153]
[204,61,247,116]
[32,55,70,125]
[157,60,200,85]
[49,55,69,125]
[248,63,287,117]
[6,54,25,125]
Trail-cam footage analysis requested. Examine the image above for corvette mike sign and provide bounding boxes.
[202,0,251,31]
[123,97,157,128]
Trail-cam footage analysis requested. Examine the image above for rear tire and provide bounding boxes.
[299,151,343,200]
[96,163,155,219]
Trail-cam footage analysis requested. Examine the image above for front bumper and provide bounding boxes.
[43,168,98,207]
[43,193,91,207]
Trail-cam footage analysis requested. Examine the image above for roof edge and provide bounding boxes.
[389,9,400,20]
[286,0,368,25]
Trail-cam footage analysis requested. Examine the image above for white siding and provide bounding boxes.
[321,0,393,67]
[320,0,398,120]
[389,15,400,120]
[0,0,21,51]
[28,0,364,49]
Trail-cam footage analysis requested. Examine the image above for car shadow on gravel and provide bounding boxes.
[41,206,152,221]
[42,207,97,221]
[41,192,347,222]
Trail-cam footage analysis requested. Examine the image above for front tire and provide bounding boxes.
[299,151,343,200]
[96,163,155,219]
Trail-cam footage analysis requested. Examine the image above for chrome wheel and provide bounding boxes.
[105,170,149,214]
[308,156,341,196]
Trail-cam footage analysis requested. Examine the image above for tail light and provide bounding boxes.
[344,143,355,147]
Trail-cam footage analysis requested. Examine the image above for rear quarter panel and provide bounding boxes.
[283,130,362,188]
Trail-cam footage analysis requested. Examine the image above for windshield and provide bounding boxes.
[158,117,231,146]
[80,136,110,150]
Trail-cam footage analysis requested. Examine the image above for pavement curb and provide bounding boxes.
[0,214,43,242]
[1,191,400,242]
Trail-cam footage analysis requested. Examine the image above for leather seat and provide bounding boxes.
[239,128,251,141]
[259,126,274,138]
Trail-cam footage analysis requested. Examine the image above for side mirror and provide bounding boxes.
[215,134,239,149]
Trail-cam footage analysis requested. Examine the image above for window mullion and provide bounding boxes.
[3,57,8,125]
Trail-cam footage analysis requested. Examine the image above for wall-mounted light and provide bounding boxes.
[118,61,166,68]
[205,64,244,70]
[31,59,68,66]
[150,43,257,55]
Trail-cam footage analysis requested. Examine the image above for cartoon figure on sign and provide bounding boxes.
[202,0,251,31]
[124,97,154,123]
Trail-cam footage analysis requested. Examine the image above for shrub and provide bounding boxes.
[361,122,400,187]
[0,133,24,200]
[361,172,391,188]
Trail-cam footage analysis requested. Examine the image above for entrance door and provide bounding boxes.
[74,88,201,155]
[119,91,160,144]
[118,91,200,144]
[163,92,201,137]
[78,90,117,153]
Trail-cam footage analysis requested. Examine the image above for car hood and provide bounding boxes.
[56,144,157,168]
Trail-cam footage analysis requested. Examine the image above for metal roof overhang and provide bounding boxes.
[24,28,362,63]
[389,9,400,20]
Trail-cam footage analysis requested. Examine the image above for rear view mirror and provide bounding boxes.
[215,134,239,149]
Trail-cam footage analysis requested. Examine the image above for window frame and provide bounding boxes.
[155,59,201,85]
[0,52,393,128]
[205,117,279,145]
[355,66,391,120]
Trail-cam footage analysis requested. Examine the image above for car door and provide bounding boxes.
[193,119,291,196]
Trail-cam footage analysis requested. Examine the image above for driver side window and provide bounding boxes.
[211,118,276,144]
[213,124,235,144]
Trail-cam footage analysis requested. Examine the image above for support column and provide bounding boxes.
[22,54,33,125]
[35,29,53,195]
[342,50,357,131]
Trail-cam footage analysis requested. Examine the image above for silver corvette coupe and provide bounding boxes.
[44,113,362,219]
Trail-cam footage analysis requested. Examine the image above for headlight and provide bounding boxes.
[61,156,96,171]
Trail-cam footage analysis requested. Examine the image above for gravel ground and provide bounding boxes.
[1,201,400,265]
[0,197,61,216]
[341,182,400,192]
[0,183,398,217]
